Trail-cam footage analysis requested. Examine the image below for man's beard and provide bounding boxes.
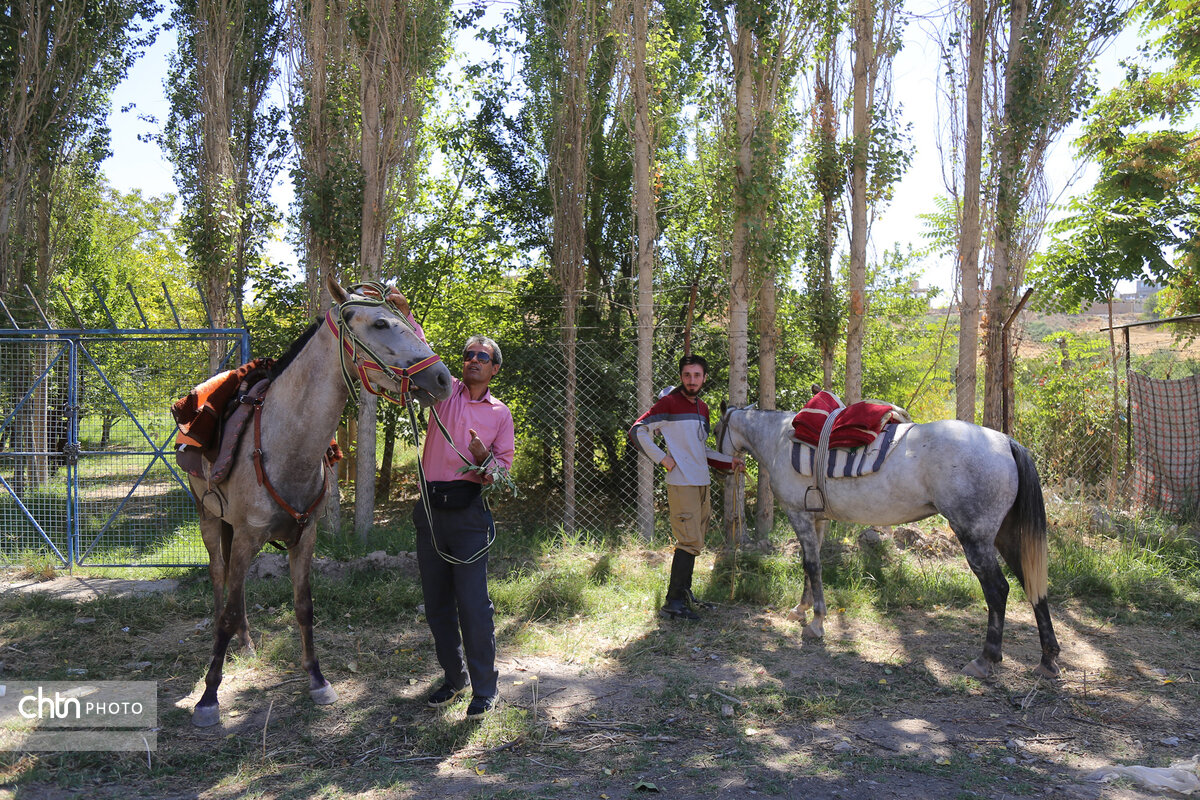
[680,385,702,399]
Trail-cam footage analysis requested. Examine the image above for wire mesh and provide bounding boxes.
[0,338,74,567]
[0,331,248,568]
[1010,314,1200,514]
[473,338,730,544]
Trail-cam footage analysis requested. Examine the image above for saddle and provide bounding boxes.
[172,359,275,485]
[172,360,344,491]
[792,390,909,449]
[790,391,911,513]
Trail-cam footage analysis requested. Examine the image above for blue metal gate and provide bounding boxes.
[0,329,249,568]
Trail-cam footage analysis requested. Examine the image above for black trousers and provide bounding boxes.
[413,497,498,699]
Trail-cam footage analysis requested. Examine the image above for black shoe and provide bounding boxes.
[466,695,496,718]
[427,683,466,708]
[661,595,700,620]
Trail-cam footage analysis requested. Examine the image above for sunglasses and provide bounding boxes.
[463,350,493,364]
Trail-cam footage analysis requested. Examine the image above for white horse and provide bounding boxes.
[716,406,1060,679]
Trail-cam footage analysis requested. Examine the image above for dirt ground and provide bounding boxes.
[3,558,1200,800]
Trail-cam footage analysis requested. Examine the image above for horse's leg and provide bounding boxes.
[193,530,254,727]
[994,522,1061,678]
[214,521,255,654]
[956,534,1010,679]
[201,517,227,624]
[789,518,828,621]
[784,509,826,639]
[290,528,337,705]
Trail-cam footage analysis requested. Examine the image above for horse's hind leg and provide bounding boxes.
[290,528,337,705]
[994,525,1061,678]
[957,535,1010,679]
[784,510,826,640]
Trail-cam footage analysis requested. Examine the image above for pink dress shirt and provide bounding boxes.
[420,378,515,483]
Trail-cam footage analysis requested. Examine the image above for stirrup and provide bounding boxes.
[803,485,826,513]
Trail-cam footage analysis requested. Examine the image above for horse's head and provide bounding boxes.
[714,401,754,457]
[328,276,453,407]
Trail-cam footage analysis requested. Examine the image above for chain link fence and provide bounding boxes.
[480,337,728,541]
[1011,312,1200,515]
[8,306,1196,570]
[0,332,248,569]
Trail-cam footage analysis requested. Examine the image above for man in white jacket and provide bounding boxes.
[628,355,744,619]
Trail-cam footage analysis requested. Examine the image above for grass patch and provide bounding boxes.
[2,508,1199,798]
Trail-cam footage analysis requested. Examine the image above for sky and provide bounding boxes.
[101,5,1146,301]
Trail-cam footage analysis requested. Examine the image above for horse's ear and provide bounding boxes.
[720,399,727,415]
[327,272,348,305]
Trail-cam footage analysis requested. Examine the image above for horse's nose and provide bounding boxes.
[436,371,449,389]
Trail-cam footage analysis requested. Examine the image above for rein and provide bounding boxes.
[406,401,496,566]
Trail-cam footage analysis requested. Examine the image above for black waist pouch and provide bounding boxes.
[427,480,481,510]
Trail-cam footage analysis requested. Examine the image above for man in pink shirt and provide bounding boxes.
[393,297,514,718]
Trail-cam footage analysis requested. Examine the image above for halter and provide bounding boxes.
[325,281,443,406]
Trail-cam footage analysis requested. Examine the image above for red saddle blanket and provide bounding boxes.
[792,391,908,449]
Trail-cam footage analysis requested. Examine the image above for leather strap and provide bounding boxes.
[251,388,328,536]
[806,407,843,515]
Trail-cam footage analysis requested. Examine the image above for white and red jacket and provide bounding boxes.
[628,389,736,486]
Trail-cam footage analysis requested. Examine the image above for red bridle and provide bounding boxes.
[324,308,443,406]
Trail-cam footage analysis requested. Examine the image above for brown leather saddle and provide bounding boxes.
[172,359,275,487]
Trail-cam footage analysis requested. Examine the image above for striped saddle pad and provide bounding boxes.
[790,423,910,478]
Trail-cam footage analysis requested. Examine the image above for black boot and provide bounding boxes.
[662,549,700,620]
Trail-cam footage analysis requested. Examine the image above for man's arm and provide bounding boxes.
[628,405,669,466]
[387,289,428,343]
[468,410,515,485]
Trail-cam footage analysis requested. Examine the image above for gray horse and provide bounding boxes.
[716,406,1060,680]
[188,275,452,727]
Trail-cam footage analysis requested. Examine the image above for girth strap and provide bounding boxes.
[250,390,329,535]
[805,406,843,515]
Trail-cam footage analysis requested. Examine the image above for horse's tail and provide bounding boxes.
[1000,439,1049,605]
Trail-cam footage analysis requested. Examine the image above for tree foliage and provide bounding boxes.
[1033,0,1200,314]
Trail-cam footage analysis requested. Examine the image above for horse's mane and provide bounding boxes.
[269,318,323,380]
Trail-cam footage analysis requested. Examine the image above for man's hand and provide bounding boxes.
[731,456,746,473]
[386,287,411,317]
[661,455,676,472]
[468,428,489,463]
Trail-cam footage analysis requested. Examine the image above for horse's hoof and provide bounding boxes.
[802,622,825,640]
[787,604,808,622]
[192,704,221,728]
[1034,661,1060,679]
[310,681,338,705]
[962,658,993,679]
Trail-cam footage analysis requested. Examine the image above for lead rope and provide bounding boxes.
[406,401,497,566]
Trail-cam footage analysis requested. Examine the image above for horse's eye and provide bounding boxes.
[373,318,389,329]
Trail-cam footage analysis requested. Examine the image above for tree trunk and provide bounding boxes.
[982,0,1028,432]
[549,0,593,539]
[845,0,872,405]
[378,406,397,502]
[956,0,986,424]
[631,0,656,541]
[354,34,385,542]
[755,271,776,542]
